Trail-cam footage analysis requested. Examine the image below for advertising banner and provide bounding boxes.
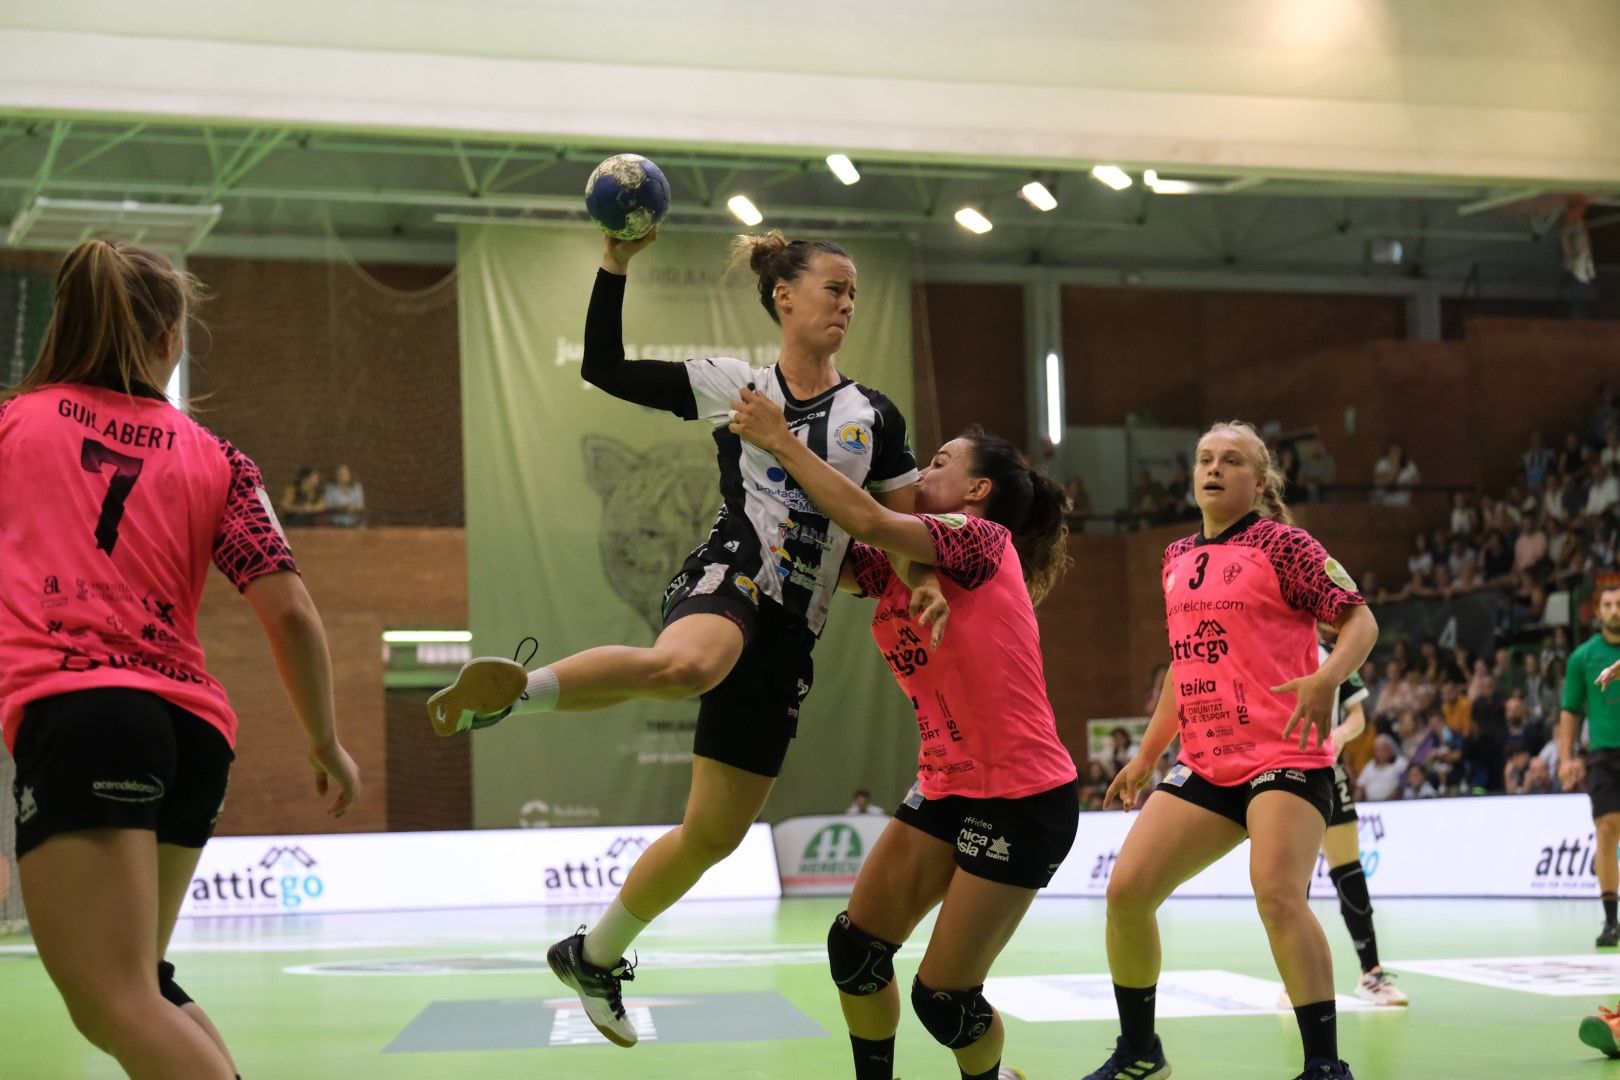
[181,823,779,917]
[773,814,893,896]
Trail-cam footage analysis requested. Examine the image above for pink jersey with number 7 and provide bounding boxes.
[1161,512,1364,786]
[0,384,298,753]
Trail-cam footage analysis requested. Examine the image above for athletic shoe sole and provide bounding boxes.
[1579,1015,1620,1058]
[547,945,637,1048]
[426,657,526,737]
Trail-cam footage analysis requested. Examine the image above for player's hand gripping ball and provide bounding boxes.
[584,154,671,241]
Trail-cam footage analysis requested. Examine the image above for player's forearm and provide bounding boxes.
[1560,710,1582,758]
[1136,676,1180,763]
[1318,605,1377,686]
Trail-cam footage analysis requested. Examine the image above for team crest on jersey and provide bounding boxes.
[1223,562,1242,585]
[835,423,871,455]
[1324,557,1357,591]
[733,574,760,606]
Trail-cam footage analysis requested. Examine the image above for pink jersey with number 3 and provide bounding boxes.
[0,384,298,753]
[849,513,1077,800]
[1162,512,1364,786]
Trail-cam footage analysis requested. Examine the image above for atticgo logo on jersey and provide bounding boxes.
[835,423,871,455]
[1171,620,1230,665]
[732,574,760,606]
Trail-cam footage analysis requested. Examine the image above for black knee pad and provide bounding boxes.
[826,910,899,996]
[910,976,994,1049]
[157,960,194,1008]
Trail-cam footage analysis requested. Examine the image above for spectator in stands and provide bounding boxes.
[1450,492,1478,537]
[1586,463,1619,521]
[1411,711,1462,787]
[844,788,885,816]
[1393,710,1423,760]
[1480,531,1514,586]
[278,467,326,527]
[1159,459,1197,522]
[1561,430,1588,478]
[1356,734,1407,802]
[1372,442,1410,505]
[1469,673,1509,790]
[323,463,366,528]
[1523,431,1556,491]
[1601,425,1620,470]
[1545,473,1574,525]
[1297,436,1337,500]
[1523,654,1559,728]
[1408,532,1436,582]
[1399,763,1438,799]
[1481,494,1520,534]
[1590,383,1620,445]
[1515,514,1550,574]
[1107,725,1137,775]
[1524,756,1557,794]
[1129,469,1162,527]
[1372,660,1416,721]
[1492,648,1522,695]
[1543,626,1572,670]
[1063,476,1091,522]
[1503,740,1533,793]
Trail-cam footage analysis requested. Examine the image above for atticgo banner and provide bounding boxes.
[1053,792,1603,899]
[180,823,779,917]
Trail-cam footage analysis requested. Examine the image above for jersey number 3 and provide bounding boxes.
[1187,551,1210,590]
[80,437,145,555]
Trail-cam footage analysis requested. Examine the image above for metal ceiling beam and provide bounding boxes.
[1456,188,1546,217]
[18,120,70,209]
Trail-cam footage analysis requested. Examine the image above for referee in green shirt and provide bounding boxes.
[1559,583,1620,947]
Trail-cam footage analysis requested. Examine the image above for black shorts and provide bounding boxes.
[894,780,1080,889]
[10,688,234,859]
[667,580,815,779]
[1327,762,1359,828]
[1154,762,1334,830]
[1588,749,1620,819]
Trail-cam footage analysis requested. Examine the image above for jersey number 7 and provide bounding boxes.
[80,437,145,555]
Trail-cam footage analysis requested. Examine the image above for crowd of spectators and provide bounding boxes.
[278,463,367,527]
[1075,383,1620,809]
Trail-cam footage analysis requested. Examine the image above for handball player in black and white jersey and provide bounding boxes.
[1275,641,1407,1009]
[429,227,934,1047]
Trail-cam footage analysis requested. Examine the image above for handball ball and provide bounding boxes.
[584,154,671,241]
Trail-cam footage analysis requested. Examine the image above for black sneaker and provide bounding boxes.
[1081,1034,1171,1079]
[547,928,639,1047]
[1293,1059,1353,1079]
[1598,922,1619,948]
[426,636,538,736]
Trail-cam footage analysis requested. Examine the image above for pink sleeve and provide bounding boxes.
[211,439,299,591]
[1265,524,1364,624]
[847,541,896,598]
[921,514,1010,590]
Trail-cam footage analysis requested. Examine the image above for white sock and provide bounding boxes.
[584,897,649,969]
[524,666,560,711]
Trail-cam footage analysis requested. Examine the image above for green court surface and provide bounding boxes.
[3,897,1619,1079]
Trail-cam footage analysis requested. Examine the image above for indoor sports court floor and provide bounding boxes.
[2,896,1616,1079]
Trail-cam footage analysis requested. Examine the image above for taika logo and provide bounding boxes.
[190,846,324,910]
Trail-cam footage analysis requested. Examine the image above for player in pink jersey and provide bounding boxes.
[1082,421,1377,1080]
[1,239,360,1080]
[730,388,1077,1080]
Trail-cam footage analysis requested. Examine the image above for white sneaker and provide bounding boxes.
[427,657,526,736]
[999,1068,1028,1080]
[1355,968,1408,1006]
